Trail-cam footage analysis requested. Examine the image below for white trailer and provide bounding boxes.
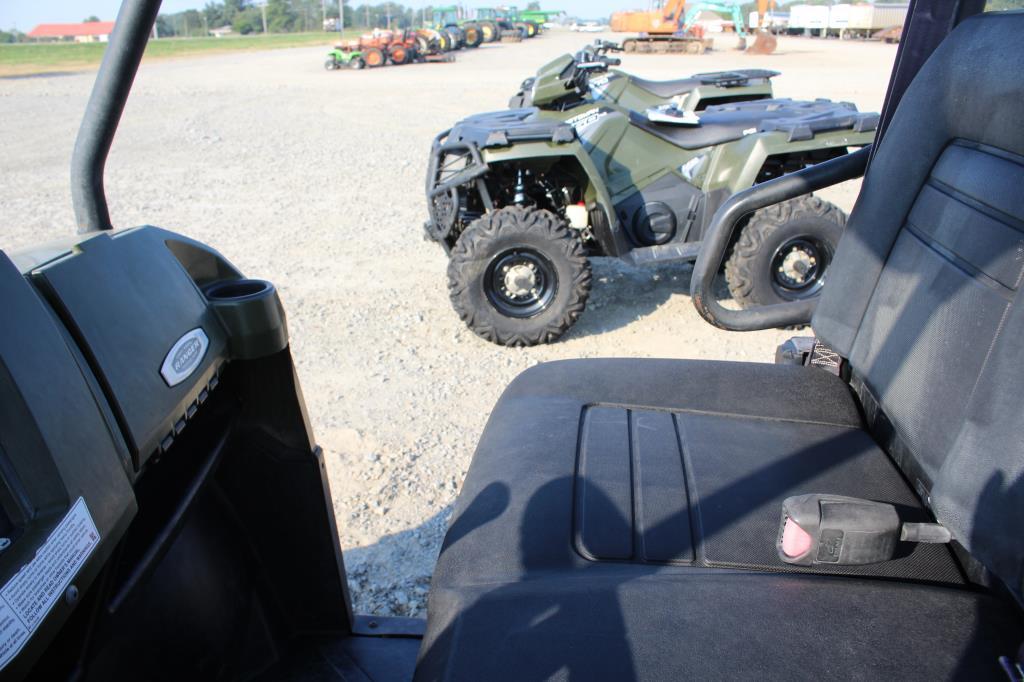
[827,4,851,37]
[788,4,830,36]
[845,3,909,38]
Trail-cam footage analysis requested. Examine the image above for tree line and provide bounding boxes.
[156,2,479,37]
[0,1,546,42]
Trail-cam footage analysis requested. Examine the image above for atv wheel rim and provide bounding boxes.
[485,249,556,318]
[770,237,830,298]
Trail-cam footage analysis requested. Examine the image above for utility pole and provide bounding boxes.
[339,0,345,34]
[261,1,268,34]
[386,3,392,30]
[322,0,327,30]
[365,4,370,28]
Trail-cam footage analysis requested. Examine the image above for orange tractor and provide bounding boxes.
[338,29,433,67]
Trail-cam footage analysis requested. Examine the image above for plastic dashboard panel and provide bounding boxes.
[28,228,230,472]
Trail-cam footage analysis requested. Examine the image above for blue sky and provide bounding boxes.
[1,0,618,31]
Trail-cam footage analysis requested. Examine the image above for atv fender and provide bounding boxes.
[480,142,629,257]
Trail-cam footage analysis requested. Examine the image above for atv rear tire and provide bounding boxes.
[724,195,846,308]
[349,57,366,70]
[364,47,386,68]
[448,206,591,346]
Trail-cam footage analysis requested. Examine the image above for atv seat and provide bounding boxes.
[626,75,703,99]
[417,12,1024,680]
[629,98,878,151]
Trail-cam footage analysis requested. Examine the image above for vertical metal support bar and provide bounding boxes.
[71,0,163,234]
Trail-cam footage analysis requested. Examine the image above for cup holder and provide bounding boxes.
[204,279,272,301]
[203,279,287,360]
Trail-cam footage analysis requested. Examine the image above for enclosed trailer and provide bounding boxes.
[846,2,909,38]
[787,4,829,35]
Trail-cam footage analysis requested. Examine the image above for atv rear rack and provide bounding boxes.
[692,69,780,88]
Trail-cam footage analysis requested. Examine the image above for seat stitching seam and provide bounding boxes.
[586,402,861,430]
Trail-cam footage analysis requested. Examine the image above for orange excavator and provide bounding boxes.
[610,0,779,54]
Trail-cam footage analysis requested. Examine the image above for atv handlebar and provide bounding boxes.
[593,39,623,53]
[690,145,872,331]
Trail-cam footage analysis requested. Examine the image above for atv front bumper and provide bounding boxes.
[424,128,489,249]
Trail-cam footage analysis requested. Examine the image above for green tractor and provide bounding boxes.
[477,7,537,39]
[431,7,485,48]
[425,45,877,346]
[510,40,778,112]
[519,7,564,28]
[323,46,366,70]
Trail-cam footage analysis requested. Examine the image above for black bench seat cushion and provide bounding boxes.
[415,359,1022,680]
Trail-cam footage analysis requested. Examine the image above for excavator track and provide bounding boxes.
[622,36,713,54]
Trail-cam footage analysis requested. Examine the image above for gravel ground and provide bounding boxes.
[0,30,897,617]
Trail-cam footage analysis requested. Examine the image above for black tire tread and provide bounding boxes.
[448,206,591,346]
[724,194,846,308]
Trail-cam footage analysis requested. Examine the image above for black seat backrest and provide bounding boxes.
[813,11,1024,601]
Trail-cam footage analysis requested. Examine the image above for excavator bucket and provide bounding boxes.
[747,29,778,55]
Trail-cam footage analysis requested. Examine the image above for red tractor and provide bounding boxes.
[354,29,420,66]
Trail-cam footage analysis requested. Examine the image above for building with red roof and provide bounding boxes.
[28,21,116,43]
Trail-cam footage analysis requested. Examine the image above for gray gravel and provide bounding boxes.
[0,31,896,617]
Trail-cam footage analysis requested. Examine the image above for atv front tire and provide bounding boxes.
[324,58,337,70]
[724,195,846,308]
[448,207,591,346]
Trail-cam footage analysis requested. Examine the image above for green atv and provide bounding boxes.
[425,49,877,346]
[324,46,365,70]
[510,40,778,112]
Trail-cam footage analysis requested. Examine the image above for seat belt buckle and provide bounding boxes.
[774,338,844,377]
[777,494,951,567]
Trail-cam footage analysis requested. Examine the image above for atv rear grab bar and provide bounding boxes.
[690,145,872,331]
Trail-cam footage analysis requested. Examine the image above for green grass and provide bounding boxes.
[0,31,366,77]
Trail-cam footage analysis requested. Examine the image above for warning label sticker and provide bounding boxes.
[0,498,99,671]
